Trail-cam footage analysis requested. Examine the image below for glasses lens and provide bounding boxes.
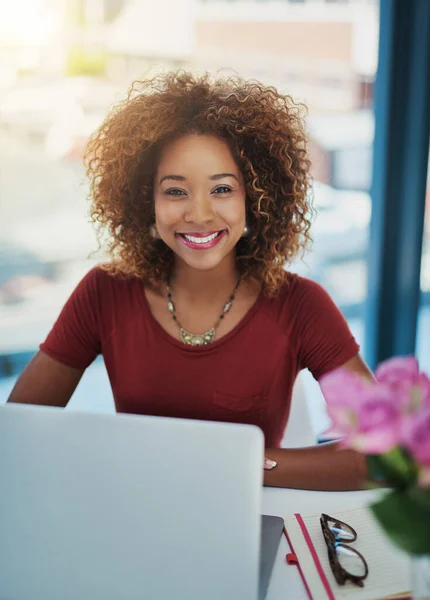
[336,544,367,577]
[326,517,356,541]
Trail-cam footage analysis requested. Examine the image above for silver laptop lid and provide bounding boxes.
[0,404,264,600]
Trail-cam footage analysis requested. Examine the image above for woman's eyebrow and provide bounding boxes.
[159,175,185,185]
[209,173,239,182]
[159,173,239,185]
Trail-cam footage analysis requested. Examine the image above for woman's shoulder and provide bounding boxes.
[273,270,327,304]
[79,264,141,288]
[263,271,337,329]
[73,264,145,306]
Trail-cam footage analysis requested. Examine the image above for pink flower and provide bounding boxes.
[320,369,401,454]
[320,367,370,398]
[375,355,420,385]
[321,357,430,458]
[352,387,401,453]
[375,356,430,413]
[320,368,368,439]
[401,407,430,467]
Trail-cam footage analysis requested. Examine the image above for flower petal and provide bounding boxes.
[358,387,400,432]
[350,429,399,454]
[375,356,419,385]
[320,368,369,406]
[401,408,430,466]
[326,403,359,427]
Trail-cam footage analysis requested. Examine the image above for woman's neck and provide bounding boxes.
[170,256,240,303]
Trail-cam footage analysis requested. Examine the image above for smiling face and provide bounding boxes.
[154,134,247,273]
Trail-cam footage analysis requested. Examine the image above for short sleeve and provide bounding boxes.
[295,278,360,380]
[39,267,102,369]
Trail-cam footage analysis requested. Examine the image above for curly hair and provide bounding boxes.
[84,70,313,295]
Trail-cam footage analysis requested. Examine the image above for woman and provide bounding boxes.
[8,71,371,490]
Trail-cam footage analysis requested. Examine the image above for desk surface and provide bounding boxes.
[262,487,379,600]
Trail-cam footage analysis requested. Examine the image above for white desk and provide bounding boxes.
[262,487,379,600]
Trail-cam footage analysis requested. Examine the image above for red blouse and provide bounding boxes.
[40,267,359,447]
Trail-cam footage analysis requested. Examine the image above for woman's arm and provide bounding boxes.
[263,443,367,491]
[7,351,84,408]
[264,354,373,490]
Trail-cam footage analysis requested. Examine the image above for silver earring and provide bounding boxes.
[242,224,250,237]
[150,225,159,239]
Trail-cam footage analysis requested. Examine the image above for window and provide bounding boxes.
[0,0,380,438]
[417,155,430,373]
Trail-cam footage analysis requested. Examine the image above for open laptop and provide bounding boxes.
[0,404,283,600]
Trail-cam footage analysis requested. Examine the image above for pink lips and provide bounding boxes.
[176,230,226,250]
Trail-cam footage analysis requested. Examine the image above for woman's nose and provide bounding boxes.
[185,195,216,224]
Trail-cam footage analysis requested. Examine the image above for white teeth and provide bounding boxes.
[183,232,220,244]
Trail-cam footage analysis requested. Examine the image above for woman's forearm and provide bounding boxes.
[263,442,368,491]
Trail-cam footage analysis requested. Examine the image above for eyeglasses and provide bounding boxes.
[320,513,369,588]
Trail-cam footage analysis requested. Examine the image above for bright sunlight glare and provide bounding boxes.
[0,0,60,45]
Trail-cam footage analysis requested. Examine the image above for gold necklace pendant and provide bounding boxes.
[167,278,240,347]
[180,327,215,346]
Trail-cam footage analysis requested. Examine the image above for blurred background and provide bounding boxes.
[0,0,428,435]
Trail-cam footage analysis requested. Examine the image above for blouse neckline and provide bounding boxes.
[139,283,265,353]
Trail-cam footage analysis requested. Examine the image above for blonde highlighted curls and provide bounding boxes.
[84,71,313,296]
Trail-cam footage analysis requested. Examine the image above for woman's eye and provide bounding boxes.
[213,185,232,195]
[165,188,186,197]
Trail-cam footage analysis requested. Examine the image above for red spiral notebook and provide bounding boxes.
[283,507,411,600]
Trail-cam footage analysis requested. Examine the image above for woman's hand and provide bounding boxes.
[264,457,277,471]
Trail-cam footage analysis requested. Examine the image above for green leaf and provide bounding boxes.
[408,486,430,510]
[366,448,418,488]
[371,488,430,555]
[367,455,399,486]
